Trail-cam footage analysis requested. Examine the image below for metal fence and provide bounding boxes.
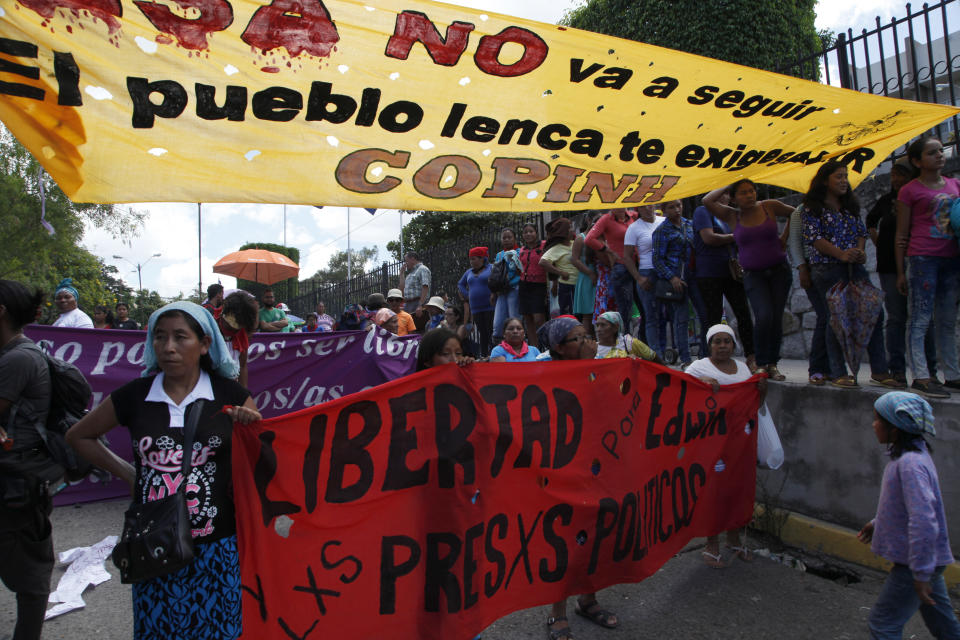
[285,212,552,318]
[777,0,958,157]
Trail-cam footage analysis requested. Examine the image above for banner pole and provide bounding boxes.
[347,207,352,298]
[197,203,202,299]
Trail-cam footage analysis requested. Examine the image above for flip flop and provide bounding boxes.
[575,601,619,629]
[728,545,753,562]
[546,616,573,640]
[702,549,726,568]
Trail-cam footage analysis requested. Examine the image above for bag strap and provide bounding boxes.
[4,342,51,447]
[179,399,204,491]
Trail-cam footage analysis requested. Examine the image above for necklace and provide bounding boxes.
[920,175,944,189]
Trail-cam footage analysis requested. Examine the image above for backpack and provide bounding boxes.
[487,259,511,294]
[11,342,96,482]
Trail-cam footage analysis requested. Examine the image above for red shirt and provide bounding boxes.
[585,211,636,258]
[519,241,546,283]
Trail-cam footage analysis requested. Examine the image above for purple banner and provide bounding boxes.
[23,325,419,504]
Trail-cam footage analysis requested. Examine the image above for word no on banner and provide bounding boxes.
[231,359,762,639]
[1,1,956,209]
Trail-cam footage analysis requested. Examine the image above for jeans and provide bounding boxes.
[492,287,519,340]
[803,277,830,377]
[879,272,936,377]
[635,268,661,356]
[810,263,888,378]
[742,261,792,366]
[907,255,960,381]
[869,564,960,639]
[687,278,709,356]
[663,294,691,363]
[695,276,755,358]
[611,263,636,333]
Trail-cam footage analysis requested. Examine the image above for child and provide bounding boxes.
[858,391,960,638]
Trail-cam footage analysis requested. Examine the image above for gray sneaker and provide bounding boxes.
[911,379,950,399]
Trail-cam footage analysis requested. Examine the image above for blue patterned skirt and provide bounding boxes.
[132,535,242,640]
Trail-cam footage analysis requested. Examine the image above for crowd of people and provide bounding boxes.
[1,134,959,639]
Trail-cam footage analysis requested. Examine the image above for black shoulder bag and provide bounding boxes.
[112,399,204,584]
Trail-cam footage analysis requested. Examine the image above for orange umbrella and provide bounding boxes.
[213,249,299,285]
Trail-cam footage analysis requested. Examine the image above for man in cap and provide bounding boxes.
[387,289,416,335]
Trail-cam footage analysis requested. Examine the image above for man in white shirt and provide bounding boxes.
[51,278,94,329]
[623,205,665,354]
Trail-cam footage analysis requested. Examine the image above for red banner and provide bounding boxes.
[232,359,762,639]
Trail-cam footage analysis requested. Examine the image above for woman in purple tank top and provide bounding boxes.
[704,180,795,380]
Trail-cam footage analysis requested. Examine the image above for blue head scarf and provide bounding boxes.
[874,391,935,437]
[537,316,581,352]
[55,277,79,302]
[142,301,239,380]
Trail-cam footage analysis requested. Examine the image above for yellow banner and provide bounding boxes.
[0,0,956,209]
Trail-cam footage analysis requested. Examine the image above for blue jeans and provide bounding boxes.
[611,263,636,333]
[687,278,709,357]
[803,277,830,377]
[664,295,691,363]
[810,263,888,378]
[869,564,960,639]
[742,261,792,366]
[492,287,519,340]
[907,255,960,381]
[635,269,661,356]
[879,272,936,377]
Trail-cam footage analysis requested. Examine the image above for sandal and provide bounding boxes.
[727,545,753,562]
[546,616,573,640]
[830,375,858,388]
[870,373,906,389]
[765,364,785,381]
[701,549,726,568]
[575,600,619,629]
[808,373,826,386]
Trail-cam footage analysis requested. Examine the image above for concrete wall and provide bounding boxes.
[759,383,960,551]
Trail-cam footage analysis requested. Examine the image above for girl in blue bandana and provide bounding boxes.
[858,391,960,638]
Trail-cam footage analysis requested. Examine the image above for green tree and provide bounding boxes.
[0,129,147,319]
[386,212,532,261]
[305,246,379,285]
[561,0,828,80]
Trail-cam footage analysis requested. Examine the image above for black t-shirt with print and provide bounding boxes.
[111,375,250,544]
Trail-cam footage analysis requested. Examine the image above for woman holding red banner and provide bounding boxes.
[539,317,619,639]
[66,301,261,640]
[684,324,766,567]
[489,317,541,362]
[415,328,476,371]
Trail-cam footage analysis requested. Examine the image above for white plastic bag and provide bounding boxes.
[756,402,784,470]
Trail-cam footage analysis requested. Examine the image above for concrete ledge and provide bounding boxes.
[753,504,960,588]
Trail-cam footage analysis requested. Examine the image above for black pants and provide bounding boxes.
[695,276,756,357]
[472,309,495,358]
[0,478,54,640]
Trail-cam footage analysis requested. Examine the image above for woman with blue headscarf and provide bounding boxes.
[857,391,960,638]
[51,278,93,329]
[67,302,261,640]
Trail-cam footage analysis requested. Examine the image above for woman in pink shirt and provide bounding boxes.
[518,222,548,341]
[585,208,636,329]
[895,136,960,398]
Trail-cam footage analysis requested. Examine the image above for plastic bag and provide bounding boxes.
[756,402,784,469]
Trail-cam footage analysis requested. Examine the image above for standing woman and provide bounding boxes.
[895,136,960,398]
[704,180,795,380]
[624,205,666,353]
[801,161,899,389]
[652,200,695,367]
[685,324,767,567]
[491,228,523,344]
[571,214,598,332]
[93,304,115,329]
[540,217,578,316]
[537,317,619,640]
[51,278,93,329]
[518,223,548,342]
[458,247,495,357]
[0,281,55,640]
[586,208,636,329]
[66,302,261,640]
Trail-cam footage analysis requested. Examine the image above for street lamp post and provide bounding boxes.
[113,253,162,291]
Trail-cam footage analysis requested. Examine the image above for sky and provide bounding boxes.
[80,0,919,299]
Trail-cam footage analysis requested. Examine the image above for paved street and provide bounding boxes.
[1,496,941,639]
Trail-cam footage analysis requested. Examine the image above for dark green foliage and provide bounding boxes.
[236,242,300,303]
[561,0,826,81]
[386,211,529,261]
[304,246,379,285]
